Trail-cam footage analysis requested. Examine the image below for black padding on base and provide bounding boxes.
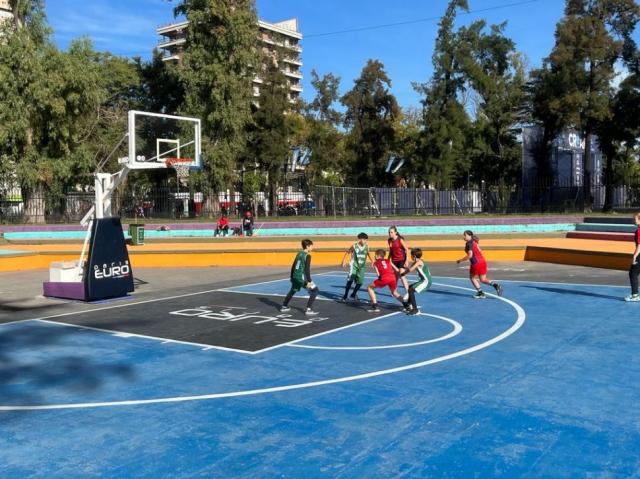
[85,217,134,301]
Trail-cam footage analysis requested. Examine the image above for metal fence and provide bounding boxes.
[2,184,640,224]
[314,184,640,216]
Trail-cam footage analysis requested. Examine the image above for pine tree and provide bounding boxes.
[457,21,526,186]
[541,0,639,208]
[598,69,640,209]
[341,59,400,186]
[249,57,290,215]
[415,0,471,187]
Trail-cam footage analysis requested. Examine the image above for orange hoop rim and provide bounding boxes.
[164,157,194,168]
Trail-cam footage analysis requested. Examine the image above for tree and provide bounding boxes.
[598,70,640,209]
[174,0,259,192]
[540,0,640,208]
[249,58,290,215]
[414,0,471,187]
[306,69,343,125]
[393,107,422,185]
[0,2,106,222]
[303,70,345,188]
[457,21,526,185]
[524,64,566,183]
[342,59,400,186]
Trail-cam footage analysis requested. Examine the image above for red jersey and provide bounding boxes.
[388,237,406,263]
[465,239,485,265]
[217,217,229,227]
[374,258,395,280]
[635,227,640,247]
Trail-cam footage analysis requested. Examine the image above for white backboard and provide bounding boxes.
[127,110,202,170]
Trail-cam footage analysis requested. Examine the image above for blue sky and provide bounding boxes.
[46,0,636,108]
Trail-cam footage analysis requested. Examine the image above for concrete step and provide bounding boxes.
[575,223,635,233]
[584,216,634,225]
[567,231,634,242]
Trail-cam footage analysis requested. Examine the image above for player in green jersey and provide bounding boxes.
[399,247,432,315]
[281,239,320,315]
[339,232,374,302]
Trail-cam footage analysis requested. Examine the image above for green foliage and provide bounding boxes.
[307,69,343,125]
[241,170,263,208]
[457,21,526,185]
[393,107,421,183]
[533,0,640,201]
[342,59,400,186]
[414,0,472,187]
[303,70,345,188]
[249,57,291,211]
[175,0,259,191]
[0,15,105,194]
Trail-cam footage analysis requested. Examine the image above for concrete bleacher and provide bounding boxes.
[567,216,635,242]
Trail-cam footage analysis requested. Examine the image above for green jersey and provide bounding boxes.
[291,250,309,283]
[350,243,368,271]
[413,260,432,293]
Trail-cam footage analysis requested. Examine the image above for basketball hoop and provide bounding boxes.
[165,157,193,184]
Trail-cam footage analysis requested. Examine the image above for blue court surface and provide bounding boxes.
[1,270,639,477]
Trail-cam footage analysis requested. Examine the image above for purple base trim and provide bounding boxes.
[43,281,86,301]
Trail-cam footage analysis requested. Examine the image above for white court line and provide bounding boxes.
[288,313,462,350]
[432,275,629,289]
[0,282,525,411]
[318,270,630,289]
[11,288,224,325]
[36,320,256,355]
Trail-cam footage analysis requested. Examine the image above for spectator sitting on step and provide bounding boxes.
[242,210,254,237]
[215,214,230,237]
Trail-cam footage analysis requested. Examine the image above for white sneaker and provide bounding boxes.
[624,294,640,302]
[305,308,319,316]
[280,306,291,312]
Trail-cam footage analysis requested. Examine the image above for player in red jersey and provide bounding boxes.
[625,212,640,302]
[387,226,410,293]
[456,230,503,299]
[367,249,410,312]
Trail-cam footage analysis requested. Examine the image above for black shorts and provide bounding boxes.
[393,260,405,270]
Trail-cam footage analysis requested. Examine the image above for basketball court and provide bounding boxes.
[1,262,638,477]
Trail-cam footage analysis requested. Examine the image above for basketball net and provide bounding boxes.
[165,158,192,185]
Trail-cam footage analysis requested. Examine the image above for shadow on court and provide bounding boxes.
[0,300,65,314]
[0,323,135,413]
[522,285,623,301]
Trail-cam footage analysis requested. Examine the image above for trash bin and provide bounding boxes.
[128,223,145,246]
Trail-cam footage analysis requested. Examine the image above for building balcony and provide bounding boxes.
[157,20,189,36]
[284,69,303,79]
[290,84,303,92]
[158,37,186,49]
[283,57,303,66]
[259,36,302,53]
[161,54,181,63]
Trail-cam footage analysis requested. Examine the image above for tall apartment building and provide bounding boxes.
[157,17,303,102]
[0,0,12,23]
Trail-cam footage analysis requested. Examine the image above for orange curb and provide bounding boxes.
[0,236,634,273]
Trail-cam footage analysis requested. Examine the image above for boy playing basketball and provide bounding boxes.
[367,249,409,312]
[399,247,432,315]
[281,239,320,315]
[340,232,373,302]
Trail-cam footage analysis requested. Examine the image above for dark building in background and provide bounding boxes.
[522,126,603,186]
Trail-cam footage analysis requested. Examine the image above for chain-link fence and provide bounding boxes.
[2,183,640,224]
